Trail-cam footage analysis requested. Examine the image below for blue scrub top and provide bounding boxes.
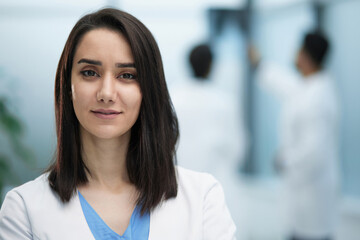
[78,191,150,240]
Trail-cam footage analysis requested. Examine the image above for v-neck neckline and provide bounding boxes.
[78,191,136,239]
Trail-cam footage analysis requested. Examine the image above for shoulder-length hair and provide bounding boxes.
[47,8,179,214]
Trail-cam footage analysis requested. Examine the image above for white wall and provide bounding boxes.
[324,0,360,196]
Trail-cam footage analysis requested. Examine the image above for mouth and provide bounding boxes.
[91,109,121,119]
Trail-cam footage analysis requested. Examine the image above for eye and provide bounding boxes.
[80,70,99,77]
[119,73,136,80]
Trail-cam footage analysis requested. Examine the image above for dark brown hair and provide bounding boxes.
[47,8,179,214]
[189,43,213,79]
[303,31,330,67]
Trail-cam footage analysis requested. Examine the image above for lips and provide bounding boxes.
[91,109,121,119]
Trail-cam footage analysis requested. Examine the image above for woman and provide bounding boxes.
[0,8,236,240]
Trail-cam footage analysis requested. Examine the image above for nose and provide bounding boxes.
[97,74,117,103]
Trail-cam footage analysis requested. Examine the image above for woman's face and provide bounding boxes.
[71,28,142,140]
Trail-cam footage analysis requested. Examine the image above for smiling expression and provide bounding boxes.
[71,28,142,140]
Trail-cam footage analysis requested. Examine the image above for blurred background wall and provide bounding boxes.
[0,0,359,239]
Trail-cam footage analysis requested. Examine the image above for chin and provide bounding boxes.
[93,133,120,139]
[93,130,130,140]
[81,124,131,141]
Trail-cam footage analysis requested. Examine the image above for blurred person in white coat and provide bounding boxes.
[249,32,340,240]
[171,43,245,182]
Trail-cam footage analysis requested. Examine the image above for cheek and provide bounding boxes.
[122,85,142,110]
[72,82,93,113]
[133,90,142,112]
[71,84,76,100]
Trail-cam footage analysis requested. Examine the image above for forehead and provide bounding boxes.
[73,28,134,63]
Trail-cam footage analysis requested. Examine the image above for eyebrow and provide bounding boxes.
[116,63,135,68]
[77,58,135,68]
[78,58,101,66]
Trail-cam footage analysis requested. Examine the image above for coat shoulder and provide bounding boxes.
[176,166,219,195]
[10,173,50,197]
[148,166,236,239]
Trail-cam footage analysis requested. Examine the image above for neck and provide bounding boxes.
[80,128,131,190]
[302,64,321,78]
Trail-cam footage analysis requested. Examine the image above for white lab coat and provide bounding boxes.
[170,79,245,178]
[0,166,236,240]
[257,62,340,238]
